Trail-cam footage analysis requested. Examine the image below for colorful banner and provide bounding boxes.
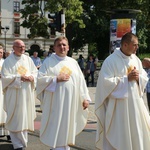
[109,19,136,54]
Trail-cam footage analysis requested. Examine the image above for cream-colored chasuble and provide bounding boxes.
[1,53,38,132]
[95,49,150,150]
[17,66,27,75]
[0,58,6,124]
[60,66,72,75]
[0,58,9,136]
[36,54,90,148]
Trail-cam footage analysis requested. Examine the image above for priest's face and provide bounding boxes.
[123,37,139,56]
[54,39,69,57]
[13,40,25,56]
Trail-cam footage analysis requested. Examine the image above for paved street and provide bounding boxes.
[0,87,98,150]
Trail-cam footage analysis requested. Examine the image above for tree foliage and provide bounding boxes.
[21,1,49,38]
[78,0,150,59]
[21,0,84,39]
[20,0,150,58]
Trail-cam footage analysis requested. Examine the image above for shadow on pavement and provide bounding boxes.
[0,138,13,150]
[28,131,39,137]
[83,129,96,132]
[70,145,86,150]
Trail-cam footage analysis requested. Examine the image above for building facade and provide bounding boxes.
[0,0,56,55]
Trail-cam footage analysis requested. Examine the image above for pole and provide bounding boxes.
[61,9,65,36]
[1,26,9,52]
[4,30,6,52]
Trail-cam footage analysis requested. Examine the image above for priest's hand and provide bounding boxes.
[57,73,70,82]
[21,75,34,82]
[27,75,34,82]
[82,100,89,110]
[128,67,139,82]
[21,75,29,82]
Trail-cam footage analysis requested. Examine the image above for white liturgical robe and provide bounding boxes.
[95,49,150,150]
[36,53,90,148]
[0,58,9,136]
[0,58,5,123]
[1,53,38,132]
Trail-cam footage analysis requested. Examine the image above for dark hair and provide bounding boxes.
[79,54,83,59]
[121,32,138,46]
[87,54,95,61]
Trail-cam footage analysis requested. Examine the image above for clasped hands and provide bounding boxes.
[128,67,139,82]
[21,75,34,82]
[57,73,70,82]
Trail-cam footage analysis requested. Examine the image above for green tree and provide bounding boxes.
[21,0,49,38]
[20,0,150,58]
[21,0,84,38]
[79,0,150,59]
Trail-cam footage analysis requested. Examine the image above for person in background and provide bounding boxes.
[85,54,97,86]
[142,57,150,111]
[31,51,42,69]
[5,50,12,58]
[78,54,85,73]
[42,51,49,63]
[95,56,99,63]
[95,32,150,150]
[24,52,29,56]
[0,46,10,141]
[1,39,38,150]
[48,46,54,57]
[36,36,91,150]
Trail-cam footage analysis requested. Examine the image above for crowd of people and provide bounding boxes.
[77,54,98,87]
[0,37,90,150]
[0,33,150,150]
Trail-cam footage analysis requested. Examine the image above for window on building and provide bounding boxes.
[14,22,20,34]
[14,1,20,12]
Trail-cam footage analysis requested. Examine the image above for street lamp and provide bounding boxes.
[1,26,9,52]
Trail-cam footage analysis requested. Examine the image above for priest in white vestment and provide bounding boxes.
[95,32,150,150]
[36,36,91,150]
[1,40,38,150]
[0,47,9,138]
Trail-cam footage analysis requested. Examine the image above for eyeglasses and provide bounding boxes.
[14,46,25,49]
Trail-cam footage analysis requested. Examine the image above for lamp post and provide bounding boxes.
[1,26,9,52]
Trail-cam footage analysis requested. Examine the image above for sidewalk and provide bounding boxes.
[0,87,98,150]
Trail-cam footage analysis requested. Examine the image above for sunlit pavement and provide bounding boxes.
[0,87,98,150]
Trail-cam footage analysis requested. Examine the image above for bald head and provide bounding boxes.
[13,39,25,56]
[142,58,150,68]
[13,39,24,47]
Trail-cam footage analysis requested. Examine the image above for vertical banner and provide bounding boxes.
[109,19,136,54]
[117,19,131,38]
